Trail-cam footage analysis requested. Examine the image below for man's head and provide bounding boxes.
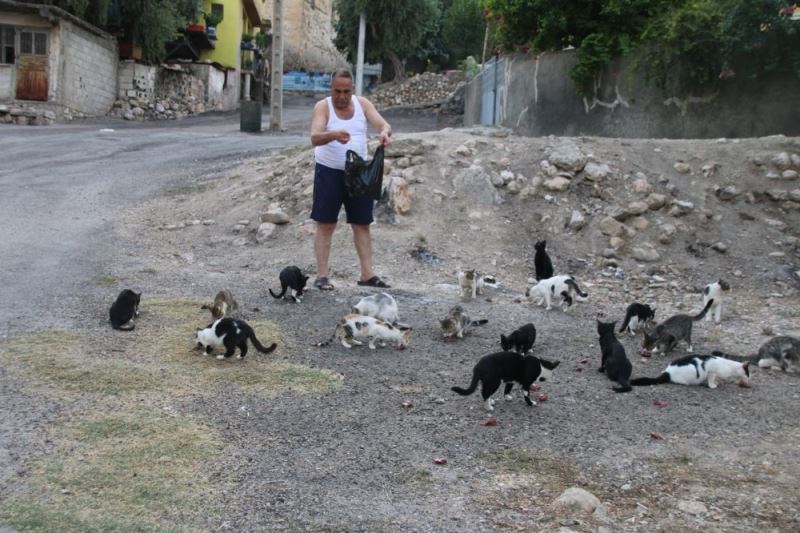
[330,69,354,110]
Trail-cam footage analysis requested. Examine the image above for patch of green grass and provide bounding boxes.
[96,275,116,286]
[139,267,158,275]
[0,412,221,532]
[164,182,211,197]
[392,468,434,487]
[482,447,579,483]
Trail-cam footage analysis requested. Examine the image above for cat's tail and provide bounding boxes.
[451,373,479,396]
[692,299,714,321]
[268,287,287,299]
[470,319,489,327]
[111,322,135,331]
[630,373,671,386]
[249,332,277,354]
[612,381,633,393]
[711,350,760,364]
[565,278,588,298]
[313,333,336,348]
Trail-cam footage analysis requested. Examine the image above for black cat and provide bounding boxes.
[500,323,537,354]
[597,320,632,393]
[534,240,554,281]
[452,351,560,411]
[109,289,141,331]
[619,302,656,336]
[195,318,277,360]
[269,266,310,303]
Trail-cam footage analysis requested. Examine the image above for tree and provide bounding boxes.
[333,0,441,81]
[441,0,486,62]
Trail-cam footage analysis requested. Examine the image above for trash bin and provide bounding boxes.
[240,100,262,132]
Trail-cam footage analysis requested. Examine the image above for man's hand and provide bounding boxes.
[333,130,351,144]
[379,129,391,146]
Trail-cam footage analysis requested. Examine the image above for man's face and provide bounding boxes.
[331,76,353,110]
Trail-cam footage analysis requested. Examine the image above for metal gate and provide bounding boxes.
[16,29,48,101]
[480,56,504,126]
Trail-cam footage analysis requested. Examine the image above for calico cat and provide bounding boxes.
[641,299,713,355]
[109,289,141,331]
[201,289,238,319]
[619,303,656,336]
[451,351,560,411]
[702,279,730,323]
[352,292,399,324]
[457,269,483,300]
[195,318,277,360]
[269,266,310,303]
[500,323,537,354]
[525,274,588,311]
[631,354,751,389]
[534,240,554,281]
[314,314,412,349]
[440,305,488,339]
[597,320,632,393]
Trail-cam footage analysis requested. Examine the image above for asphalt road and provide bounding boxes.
[0,97,440,338]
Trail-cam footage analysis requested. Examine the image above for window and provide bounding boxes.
[34,32,46,55]
[0,26,14,64]
[19,30,47,56]
[20,30,31,54]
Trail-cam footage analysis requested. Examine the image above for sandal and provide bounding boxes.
[314,277,335,291]
[357,276,390,288]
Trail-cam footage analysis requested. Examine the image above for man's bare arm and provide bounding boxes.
[359,96,392,145]
[310,100,350,146]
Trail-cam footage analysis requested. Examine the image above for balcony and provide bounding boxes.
[242,0,269,27]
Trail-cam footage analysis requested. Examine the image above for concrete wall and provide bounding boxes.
[264,0,347,71]
[118,60,156,100]
[59,19,117,115]
[465,50,800,139]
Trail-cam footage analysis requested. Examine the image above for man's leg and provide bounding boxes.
[315,222,337,279]
[351,223,374,282]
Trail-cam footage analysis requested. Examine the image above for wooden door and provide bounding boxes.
[16,30,48,101]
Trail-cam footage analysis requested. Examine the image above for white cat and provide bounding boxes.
[352,292,399,324]
[315,314,412,350]
[525,274,588,310]
[702,279,730,323]
[631,354,751,389]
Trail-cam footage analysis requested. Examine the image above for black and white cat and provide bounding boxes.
[195,318,277,360]
[619,302,656,336]
[641,299,713,355]
[702,279,730,323]
[500,323,537,354]
[525,274,588,311]
[314,314,412,349]
[597,320,632,393]
[109,289,141,331]
[631,354,751,389]
[352,292,399,324]
[440,305,488,339]
[451,351,560,411]
[269,266,309,303]
[534,240,554,281]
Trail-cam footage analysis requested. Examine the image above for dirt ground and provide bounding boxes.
[2,128,800,532]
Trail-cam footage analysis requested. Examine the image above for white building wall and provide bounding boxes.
[59,19,116,115]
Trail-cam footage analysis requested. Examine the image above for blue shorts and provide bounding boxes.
[310,163,374,225]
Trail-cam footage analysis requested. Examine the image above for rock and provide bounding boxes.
[388,176,412,214]
[658,223,677,244]
[544,177,571,192]
[202,219,215,225]
[598,216,624,237]
[550,142,587,172]
[625,201,649,218]
[553,487,601,513]
[645,193,667,210]
[452,165,502,205]
[384,137,431,157]
[519,186,535,199]
[584,162,611,181]
[507,181,520,194]
[792,154,800,169]
[630,216,650,231]
[540,159,558,177]
[632,177,652,193]
[716,185,740,201]
[677,500,708,516]
[568,210,586,231]
[632,244,661,262]
[232,224,246,233]
[453,144,472,157]
[790,189,800,203]
[500,170,515,184]
[302,184,314,197]
[609,236,625,250]
[669,200,694,217]
[763,325,774,335]
[490,174,505,187]
[712,242,728,253]
[764,218,787,230]
[232,237,247,246]
[701,162,720,177]
[772,152,792,171]
[260,210,291,225]
[782,170,799,180]
[673,162,691,174]
[602,248,617,258]
[256,222,276,242]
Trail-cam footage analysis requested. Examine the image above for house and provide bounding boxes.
[0,0,117,120]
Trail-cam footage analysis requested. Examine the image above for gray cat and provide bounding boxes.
[717,336,800,372]
[440,305,488,339]
[642,299,713,355]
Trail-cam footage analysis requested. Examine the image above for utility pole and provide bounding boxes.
[270,0,284,131]
[355,12,365,95]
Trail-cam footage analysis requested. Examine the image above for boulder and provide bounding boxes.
[782,170,799,180]
[256,222,276,242]
[543,176,571,192]
[549,142,587,172]
[598,216,624,237]
[584,162,611,181]
[645,193,667,210]
[452,165,502,205]
[553,487,600,513]
[772,152,792,171]
[632,244,661,262]
[568,210,586,231]
[673,162,691,174]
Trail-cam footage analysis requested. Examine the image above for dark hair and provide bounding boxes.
[331,69,353,82]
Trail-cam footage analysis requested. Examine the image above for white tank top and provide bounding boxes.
[314,96,368,170]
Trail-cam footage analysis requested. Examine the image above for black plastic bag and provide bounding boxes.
[344,145,384,201]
